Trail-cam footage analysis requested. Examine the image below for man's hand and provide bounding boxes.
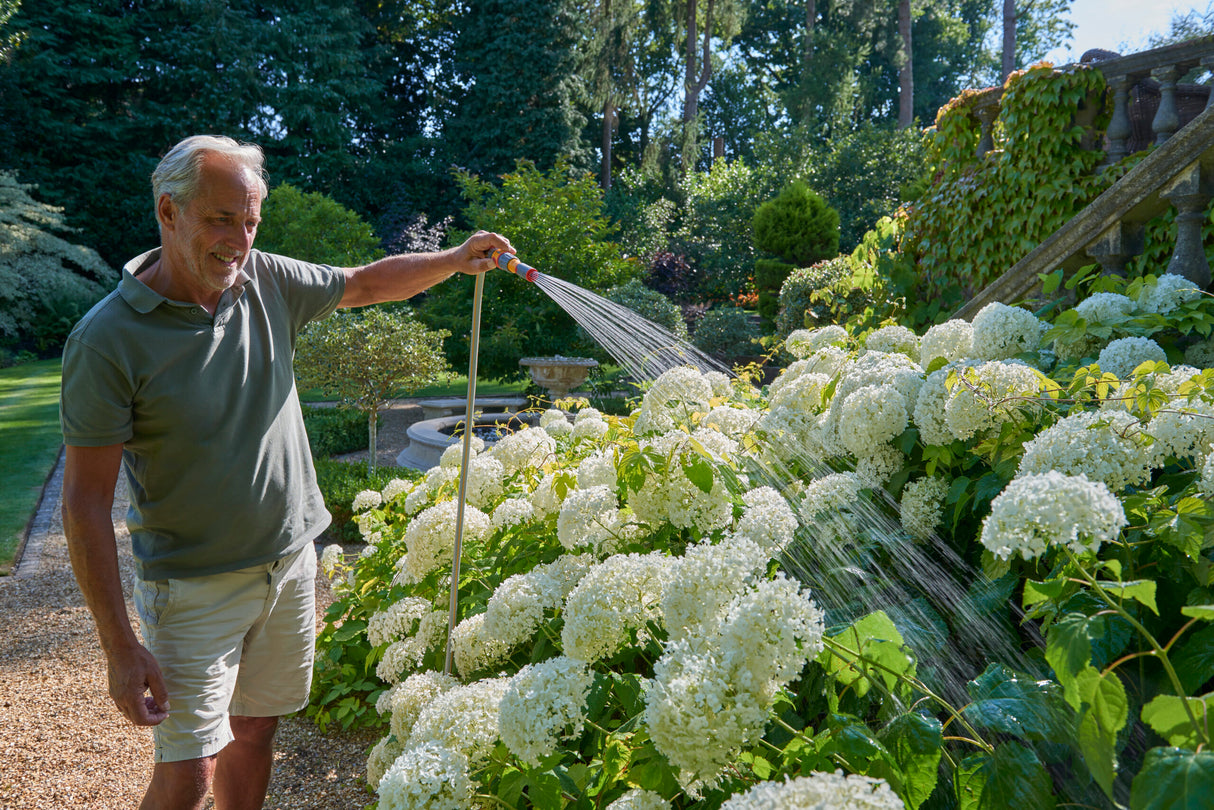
[453,230,516,276]
[106,643,170,726]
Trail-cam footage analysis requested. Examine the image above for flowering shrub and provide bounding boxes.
[313,272,1214,809]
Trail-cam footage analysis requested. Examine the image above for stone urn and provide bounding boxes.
[519,356,598,401]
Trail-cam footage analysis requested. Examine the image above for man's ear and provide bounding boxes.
[156,193,177,230]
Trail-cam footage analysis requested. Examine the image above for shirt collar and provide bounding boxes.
[119,247,252,314]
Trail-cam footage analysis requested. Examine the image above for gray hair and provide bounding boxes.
[151,135,268,210]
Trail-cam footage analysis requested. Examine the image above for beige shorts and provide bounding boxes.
[134,543,317,763]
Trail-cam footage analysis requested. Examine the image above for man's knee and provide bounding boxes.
[142,756,217,810]
[229,715,279,748]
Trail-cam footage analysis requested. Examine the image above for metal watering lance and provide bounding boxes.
[443,249,540,675]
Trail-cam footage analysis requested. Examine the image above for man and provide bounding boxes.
[59,134,513,809]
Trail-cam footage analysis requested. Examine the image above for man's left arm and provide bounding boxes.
[339,230,514,309]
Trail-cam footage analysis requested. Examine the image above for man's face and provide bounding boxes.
[160,153,262,295]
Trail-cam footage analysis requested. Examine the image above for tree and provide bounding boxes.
[677,0,745,171]
[1002,0,1015,80]
[898,0,914,127]
[294,307,450,474]
[0,0,24,62]
[0,172,112,355]
[257,184,384,266]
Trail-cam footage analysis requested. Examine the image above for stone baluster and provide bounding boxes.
[1153,65,1182,145]
[1160,160,1213,287]
[974,103,999,158]
[1104,74,1134,163]
[1204,56,1214,110]
[1085,221,1144,278]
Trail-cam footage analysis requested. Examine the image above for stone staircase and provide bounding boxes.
[953,36,1214,319]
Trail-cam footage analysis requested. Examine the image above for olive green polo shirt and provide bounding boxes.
[60,248,345,581]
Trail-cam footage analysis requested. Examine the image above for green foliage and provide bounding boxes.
[295,307,450,473]
[421,159,640,382]
[691,306,758,360]
[901,64,1110,322]
[603,279,688,341]
[256,184,384,266]
[302,404,372,459]
[0,172,111,354]
[775,256,858,337]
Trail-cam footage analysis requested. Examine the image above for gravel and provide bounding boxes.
[0,403,432,810]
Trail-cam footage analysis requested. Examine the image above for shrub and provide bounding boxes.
[603,279,688,341]
[302,405,374,459]
[775,257,857,337]
[256,183,384,266]
[691,306,759,360]
[752,180,840,331]
[644,251,698,304]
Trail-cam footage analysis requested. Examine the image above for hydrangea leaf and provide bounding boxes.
[1075,666,1128,798]
[1130,748,1214,810]
[1141,693,1214,749]
[963,663,1073,743]
[872,712,943,810]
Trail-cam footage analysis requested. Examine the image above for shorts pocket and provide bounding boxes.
[135,578,174,628]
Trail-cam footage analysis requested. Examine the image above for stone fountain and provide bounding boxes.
[518,355,598,401]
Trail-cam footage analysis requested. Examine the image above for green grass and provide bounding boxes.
[0,358,63,575]
[300,372,526,403]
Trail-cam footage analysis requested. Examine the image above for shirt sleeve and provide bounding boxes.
[251,250,346,333]
[60,337,134,447]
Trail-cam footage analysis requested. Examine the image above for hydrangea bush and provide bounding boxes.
[312,272,1214,809]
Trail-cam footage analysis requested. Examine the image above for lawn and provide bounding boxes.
[0,358,63,575]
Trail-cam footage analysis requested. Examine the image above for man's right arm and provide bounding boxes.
[62,444,170,726]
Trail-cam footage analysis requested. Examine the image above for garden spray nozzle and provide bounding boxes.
[488,248,539,282]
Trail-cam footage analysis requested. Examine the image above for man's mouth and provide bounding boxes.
[212,250,242,268]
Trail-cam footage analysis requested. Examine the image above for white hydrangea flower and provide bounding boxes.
[786,325,848,358]
[498,656,593,767]
[701,405,762,439]
[1184,338,1214,369]
[720,771,905,810]
[913,365,960,447]
[540,408,569,428]
[440,436,484,468]
[801,472,861,515]
[562,551,673,664]
[382,477,412,503]
[628,432,733,533]
[449,613,511,677]
[837,383,909,457]
[405,466,460,515]
[397,501,491,584]
[980,471,1127,560]
[368,596,432,648]
[490,426,557,474]
[408,676,511,766]
[490,497,535,531]
[768,371,832,414]
[530,471,570,519]
[366,735,404,792]
[1097,336,1167,379]
[375,611,446,683]
[1075,292,1135,322]
[716,573,826,695]
[1138,273,1201,314]
[705,371,733,397]
[483,571,548,649]
[353,489,383,512]
[571,416,609,440]
[633,366,713,435]
[319,544,343,579]
[1145,398,1214,467]
[900,477,950,539]
[919,319,974,369]
[376,741,474,810]
[544,418,573,437]
[661,536,769,642]
[970,302,1046,360]
[1017,409,1151,492]
[1103,364,1201,414]
[943,360,1044,441]
[557,484,625,555]
[576,448,618,489]
[854,443,905,488]
[863,324,920,362]
[735,486,798,551]
[605,789,669,810]
[1201,447,1214,496]
[574,407,603,423]
[387,671,460,742]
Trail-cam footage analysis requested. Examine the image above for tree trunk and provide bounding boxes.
[897,0,913,128]
[1002,0,1015,82]
[601,98,615,189]
[367,408,378,476]
[681,0,714,170]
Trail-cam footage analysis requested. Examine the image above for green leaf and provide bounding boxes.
[1130,748,1214,809]
[1141,693,1214,749]
[873,713,943,810]
[681,454,715,494]
[978,742,1057,810]
[526,772,564,810]
[821,611,916,698]
[1075,667,1128,798]
[498,769,526,807]
[963,664,1072,742]
[1023,578,1067,609]
[1181,605,1214,621]
[1096,579,1159,615]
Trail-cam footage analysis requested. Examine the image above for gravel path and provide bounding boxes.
[0,399,431,809]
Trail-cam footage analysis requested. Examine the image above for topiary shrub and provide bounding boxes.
[303,405,374,459]
[603,278,689,341]
[752,180,840,331]
[692,306,759,360]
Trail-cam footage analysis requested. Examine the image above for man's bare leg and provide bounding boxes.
[212,715,280,810]
[140,757,216,810]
